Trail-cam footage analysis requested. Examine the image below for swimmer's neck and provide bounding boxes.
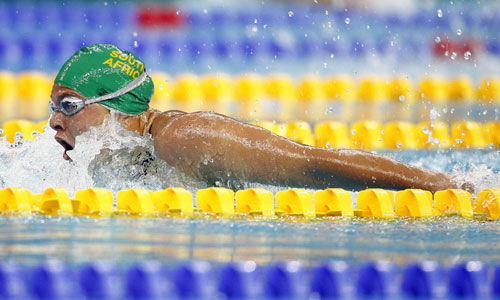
[108,108,186,138]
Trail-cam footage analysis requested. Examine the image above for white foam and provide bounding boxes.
[0,116,498,198]
[0,114,204,197]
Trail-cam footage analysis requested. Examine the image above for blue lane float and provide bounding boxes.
[1,2,500,71]
[0,260,499,299]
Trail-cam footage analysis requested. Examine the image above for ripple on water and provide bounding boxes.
[0,215,499,264]
[0,115,499,263]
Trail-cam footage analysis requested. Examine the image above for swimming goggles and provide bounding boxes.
[49,72,148,116]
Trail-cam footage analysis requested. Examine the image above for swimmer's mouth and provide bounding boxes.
[55,138,74,161]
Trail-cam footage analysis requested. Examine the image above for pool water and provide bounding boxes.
[1,117,499,195]
[1,0,500,298]
[0,117,499,265]
[1,212,499,265]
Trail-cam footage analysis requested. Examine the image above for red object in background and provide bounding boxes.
[432,35,483,60]
[138,5,186,28]
[460,39,483,58]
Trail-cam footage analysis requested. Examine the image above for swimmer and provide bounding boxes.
[49,44,467,192]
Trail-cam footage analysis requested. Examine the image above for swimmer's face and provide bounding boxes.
[49,84,110,160]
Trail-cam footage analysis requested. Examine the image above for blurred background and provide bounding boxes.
[0,4,500,299]
[0,0,499,144]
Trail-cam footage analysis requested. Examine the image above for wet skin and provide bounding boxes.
[50,84,111,160]
[50,84,461,192]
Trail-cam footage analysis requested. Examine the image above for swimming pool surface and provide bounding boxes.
[1,212,499,265]
[1,0,500,298]
[1,128,499,265]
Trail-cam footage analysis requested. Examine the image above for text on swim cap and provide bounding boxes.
[102,50,145,79]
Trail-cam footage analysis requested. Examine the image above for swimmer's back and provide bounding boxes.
[118,108,186,137]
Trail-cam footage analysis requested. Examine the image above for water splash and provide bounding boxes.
[0,116,498,197]
[0,115,204,196]
[390,149,500,196]
[451,163,500,195]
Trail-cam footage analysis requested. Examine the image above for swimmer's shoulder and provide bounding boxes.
[148,109,187,137]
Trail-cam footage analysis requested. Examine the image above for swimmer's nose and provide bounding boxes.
[49,111,66,132]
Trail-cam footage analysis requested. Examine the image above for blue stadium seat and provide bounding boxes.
[213,39,239,59]
[186,39,213,59]
[241,38,265,59]
[486,41,500,55]
[267,37,296,58]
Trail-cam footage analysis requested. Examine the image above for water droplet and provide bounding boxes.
[325,10,328,15]
[444,51,449,56]
[450,52,456,60]
[399,95,405,102]
[176,10,180,15]
[396,142,402,148]
[203,9,208,14]
[435,36,441,43]
[456,29,462,36]
[330,53,334,58]
[437,9,443,18]
[288,11,294,17]
[133,40,138,48]
[422,126,429,134]
[325,142,331,148]
[103,1,108,6]
[323,62,328,68]
[464,51,471,60]
[345,17,350,24]
[133,32,138,37]
[351,129,357,135]
[366,25,371,30]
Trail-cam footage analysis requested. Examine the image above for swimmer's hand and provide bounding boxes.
[449,174,476,194]
[459,181,476,194]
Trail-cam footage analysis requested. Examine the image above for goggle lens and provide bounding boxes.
[61,99,83,115]
[48,97,85,116]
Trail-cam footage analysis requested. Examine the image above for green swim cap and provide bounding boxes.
[54,43,154,115]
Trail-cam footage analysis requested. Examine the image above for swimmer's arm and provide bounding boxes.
[151,111,457,192]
